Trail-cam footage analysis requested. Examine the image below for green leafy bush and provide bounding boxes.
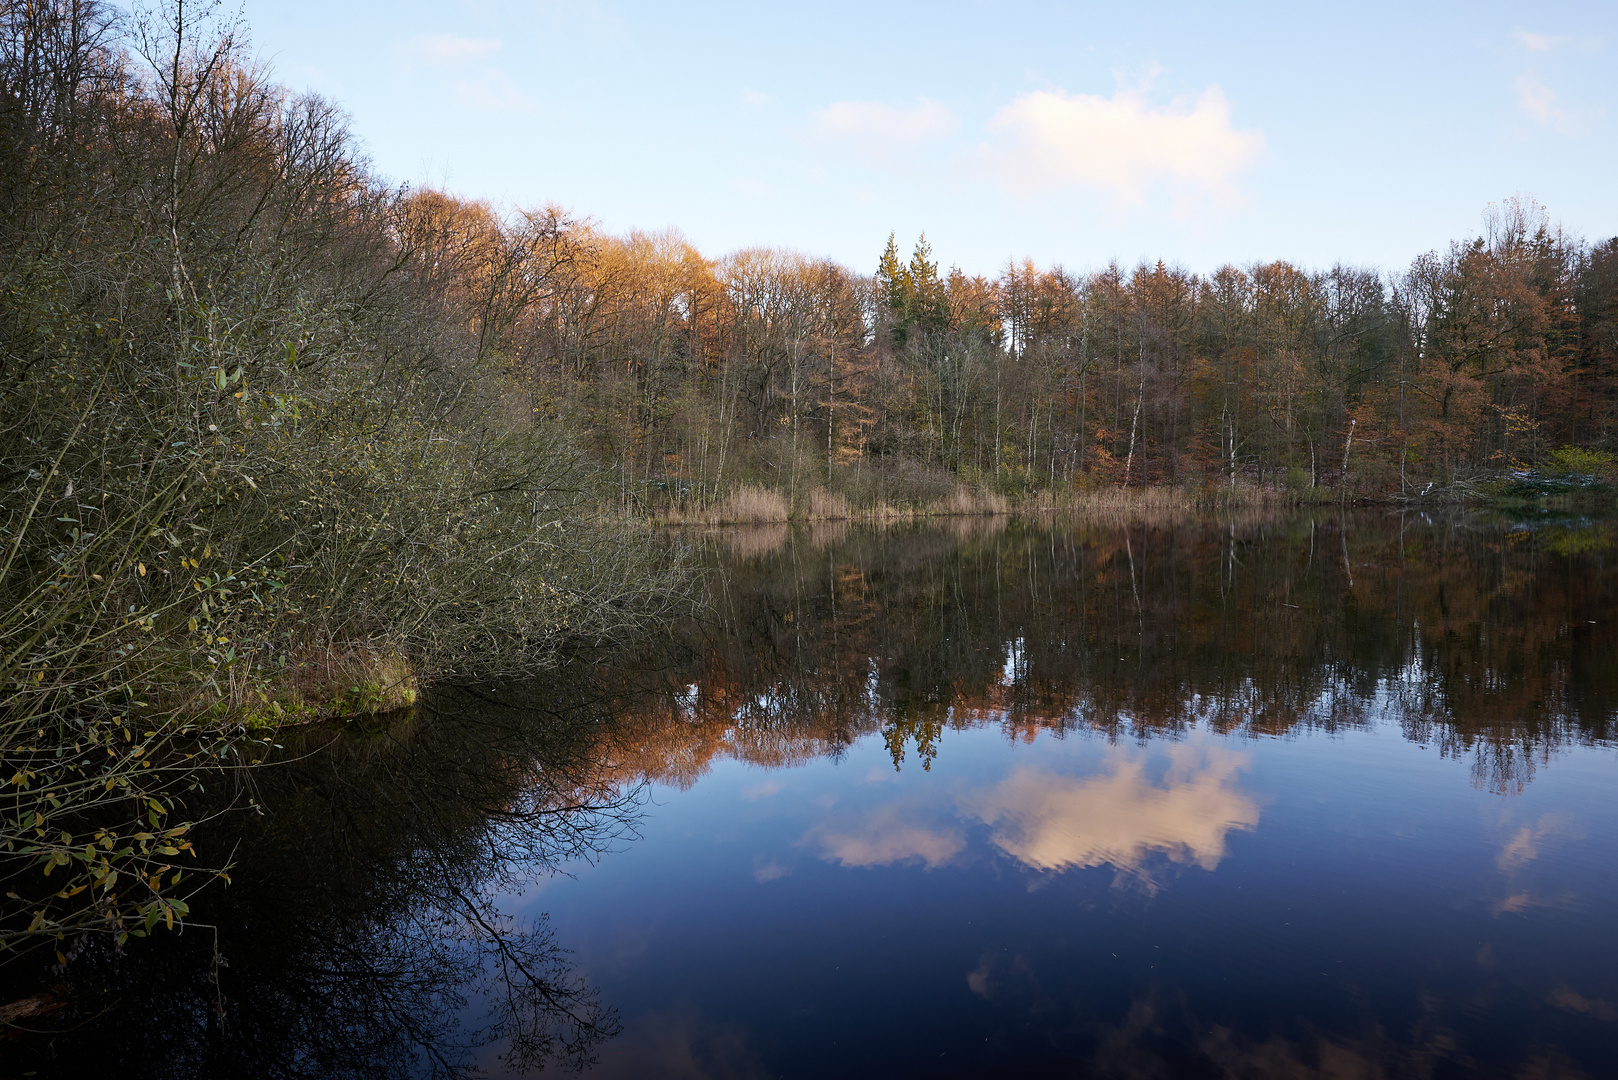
[1548,446,1617,481]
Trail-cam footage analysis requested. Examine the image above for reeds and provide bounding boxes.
[806,488,851,520]
[656,483,1014,526]
[651,479,1321,531]
[659,484,792,525]
[940,486,1010,516]
[1023,484,1290,527]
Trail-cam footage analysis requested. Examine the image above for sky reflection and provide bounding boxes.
[804,742,1259,886]
[967,746,1259,877]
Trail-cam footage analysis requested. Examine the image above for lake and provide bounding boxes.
[10,512,1618,1078]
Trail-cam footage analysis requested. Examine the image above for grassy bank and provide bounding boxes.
[186,648,421,730]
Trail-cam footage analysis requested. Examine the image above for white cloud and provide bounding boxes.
[978,85,1264,211]
[1515,75,1571,132]
[740,88,774,109]
[399,33,504,64]
[1513,29,1565,52]
[809,99,960,165]
[454,70,536,114]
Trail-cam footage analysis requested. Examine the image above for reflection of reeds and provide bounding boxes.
[1027,485,1287,527]
[807,519,851,550]
[714,524,792,560]
[944,513,1010,543]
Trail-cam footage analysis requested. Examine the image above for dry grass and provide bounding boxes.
[1025,484,1289,527]
[717,484,791,523]
[660,484,791,525]
[863,500,915,522]
[936,486,1010,516]
[271,646,419,723]
[657,480,1290,529]
[805,488,851,520]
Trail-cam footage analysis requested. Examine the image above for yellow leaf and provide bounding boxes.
[137,562,146,576]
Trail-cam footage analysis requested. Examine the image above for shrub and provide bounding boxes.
[1548,446,1617,481]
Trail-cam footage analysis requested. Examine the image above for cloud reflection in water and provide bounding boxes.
[806,802,966,869]
[968,747,1259,877]
[806,745,1258,882]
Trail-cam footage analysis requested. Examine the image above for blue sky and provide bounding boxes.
[244,0,1616,277]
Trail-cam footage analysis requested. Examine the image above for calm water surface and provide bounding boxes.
[12,513,1618,1079]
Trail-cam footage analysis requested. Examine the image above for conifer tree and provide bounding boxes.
[876,231,913,346]
[908,234,949,335]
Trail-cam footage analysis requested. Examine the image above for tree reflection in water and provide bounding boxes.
[2,680,644,1078]
[604,513,1618,797]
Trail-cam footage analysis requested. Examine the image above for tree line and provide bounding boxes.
[415,202,1618,507]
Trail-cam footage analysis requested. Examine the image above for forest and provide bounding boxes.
[465,206,1618,509]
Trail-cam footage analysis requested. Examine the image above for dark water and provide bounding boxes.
[9,514,1618,1078]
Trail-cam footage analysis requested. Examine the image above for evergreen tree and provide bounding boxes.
[876,231,913,346]
[908,234,949,336]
